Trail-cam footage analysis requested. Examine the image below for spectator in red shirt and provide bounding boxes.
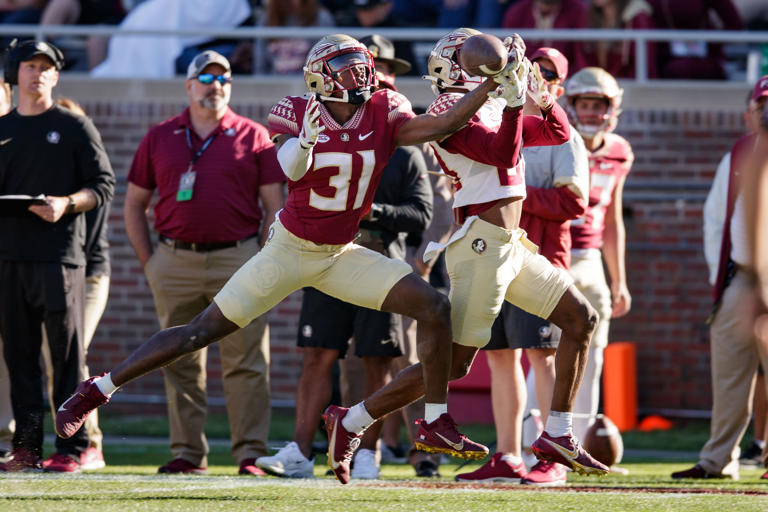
[502,0,588,65]
[123,51,285,476]
[574,0,657,79]
[649,0,743,79]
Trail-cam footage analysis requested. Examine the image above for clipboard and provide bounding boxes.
[0,194,47,215]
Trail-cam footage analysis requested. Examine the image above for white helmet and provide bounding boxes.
[424,28,484,95]
[304,34,377,104]
[565,67,623,137]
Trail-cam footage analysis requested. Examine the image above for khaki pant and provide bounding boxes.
[144,237,270,467]
[569,249,612,441]
[1,273,109,453]
[698,271,768,477]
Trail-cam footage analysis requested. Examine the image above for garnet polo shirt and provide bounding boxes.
[128,107,283,243]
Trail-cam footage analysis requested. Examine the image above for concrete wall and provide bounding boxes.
[49,75,754,415]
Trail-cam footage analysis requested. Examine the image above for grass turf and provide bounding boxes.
[4,410,762,511]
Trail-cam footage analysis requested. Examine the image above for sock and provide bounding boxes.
[424,403,448,424]
[756,439,766,450]
[94,373,117,397]
[341,402,375,434]
[500,453,523,466]
[544,410,573,438]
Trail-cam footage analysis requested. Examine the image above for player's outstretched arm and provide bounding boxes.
[395,78,498,147]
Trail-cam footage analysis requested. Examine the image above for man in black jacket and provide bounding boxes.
[254,35,433,480]
[0,41,114,473]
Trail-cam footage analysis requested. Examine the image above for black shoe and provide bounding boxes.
[739,442,763,467]
[414,460,440,478]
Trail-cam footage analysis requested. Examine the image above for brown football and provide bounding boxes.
[582,415,624,467]
[459,33,507,77]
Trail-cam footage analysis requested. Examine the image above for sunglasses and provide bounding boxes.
[538,67,560,82]
[196,73,231,85]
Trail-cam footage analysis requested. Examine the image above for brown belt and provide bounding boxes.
[158,234,256,252]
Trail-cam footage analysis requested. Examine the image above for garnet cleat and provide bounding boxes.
[455,452,527,483]
[323,405,362,484]
[55,377,110,439]
[530,431,609,476]
[414,413,488,460]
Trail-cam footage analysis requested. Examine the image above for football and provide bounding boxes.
[459,33,507,77]
[582,415,624,467]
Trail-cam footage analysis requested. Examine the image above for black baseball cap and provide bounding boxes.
[359,34,411,75]
[16,40,64,70]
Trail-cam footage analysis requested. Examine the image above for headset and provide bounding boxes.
[3,39,65,86]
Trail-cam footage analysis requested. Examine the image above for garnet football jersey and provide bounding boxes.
[570,133,633,250]
[268,90,415,244]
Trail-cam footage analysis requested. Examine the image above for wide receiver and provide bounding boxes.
[338,28,610,478]
[55,34,505,484]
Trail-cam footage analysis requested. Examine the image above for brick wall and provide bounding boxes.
[69,79,748,415]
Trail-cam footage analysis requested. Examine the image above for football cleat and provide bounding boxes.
[521,460,568,486]
[80,446,106,470]
[0,448,42,472]
[238,458,267,476]
[531,431,609,476]
[255,442,315,478]
[42,453,81,473]
[157,458,207,474]
[55,376,110,439]
[455,452,528,483]
[323,405,362,484]
[414,413,489,460]
[738,441,763,467]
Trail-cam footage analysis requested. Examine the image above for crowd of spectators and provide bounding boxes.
[0,0,765,79]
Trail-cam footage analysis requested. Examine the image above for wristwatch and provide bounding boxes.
[368,203,383,222]
[66,195,76,214]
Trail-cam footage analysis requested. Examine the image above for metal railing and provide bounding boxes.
[0,24,766,82]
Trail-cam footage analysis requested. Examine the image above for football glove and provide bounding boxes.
[527,61,556,111]
[489,57,530,109]
[502,34,526,72]
[298,94,326,149]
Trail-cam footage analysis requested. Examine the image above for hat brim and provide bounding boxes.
[374,57,411,75]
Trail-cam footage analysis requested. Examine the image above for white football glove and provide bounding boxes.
[298,94,326,149]
[527,61,555,111]
[502,34,526,72]
[489,57,530,108]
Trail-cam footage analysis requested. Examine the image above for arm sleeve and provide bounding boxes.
[522,102,570,147]
[373,149,434,234]
[440,107,524,168]
[703,152,730,285]
[77,117,115,207]
[254,129,286,186]
[127,132,156,190]
[523,186,587,221]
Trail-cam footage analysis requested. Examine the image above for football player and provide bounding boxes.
[353,28,610,478]
[565,67,633,445]
[55,33,503,485]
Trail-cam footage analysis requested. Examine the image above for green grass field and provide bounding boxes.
[1,411,767,511]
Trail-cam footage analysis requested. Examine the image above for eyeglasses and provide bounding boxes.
[538,67,560,82]
[196,73,231,85]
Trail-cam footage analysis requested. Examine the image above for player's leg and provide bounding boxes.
[56,224,305,439]
[256,288,353,478]
[504,246,606,475]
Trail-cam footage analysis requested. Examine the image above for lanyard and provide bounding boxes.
[185,127,218,168]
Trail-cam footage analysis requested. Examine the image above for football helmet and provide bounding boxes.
[304,34,377,104]
[564,67,623,137]
[424,27,484,95]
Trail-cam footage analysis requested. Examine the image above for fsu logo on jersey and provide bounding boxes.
[471,238,486,254]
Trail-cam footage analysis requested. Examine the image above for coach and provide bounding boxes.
[0,40,115,472]
[124,50,284,475]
